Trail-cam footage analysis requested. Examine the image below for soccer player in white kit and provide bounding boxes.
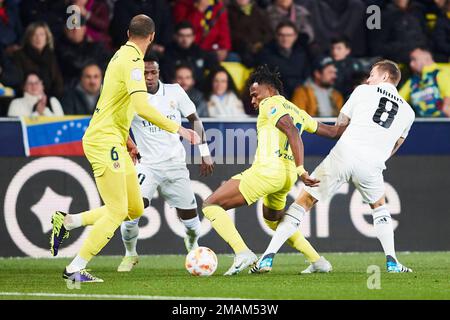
[252,60,415,274]
[117,54,214,272]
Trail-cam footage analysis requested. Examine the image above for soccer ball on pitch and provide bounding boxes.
[185,246,218,276]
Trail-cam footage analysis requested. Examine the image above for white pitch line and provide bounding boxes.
[0,292,250,300]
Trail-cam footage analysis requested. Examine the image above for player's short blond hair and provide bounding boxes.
[372,60,401,86]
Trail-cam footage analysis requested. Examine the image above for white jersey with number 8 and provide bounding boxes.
[332,83,415,169]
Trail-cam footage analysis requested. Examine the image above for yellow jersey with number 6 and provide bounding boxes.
[254,95,318,170]
[83,41,147,146]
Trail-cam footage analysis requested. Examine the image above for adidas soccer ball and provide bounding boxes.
[185,246,218,276]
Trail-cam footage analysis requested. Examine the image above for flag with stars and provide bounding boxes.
[23,116,91,156]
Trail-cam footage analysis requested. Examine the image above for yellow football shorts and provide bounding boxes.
[83,141,134,178]
[232,164,297,211]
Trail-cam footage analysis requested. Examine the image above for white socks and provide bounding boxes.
[181,216,202,237]
[121,219,140,257]
[372,205,397,261]
[262,203,306,256]
[64,214,83,231]
[66,255,88,273]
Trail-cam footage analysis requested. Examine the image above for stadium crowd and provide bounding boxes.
[0,0,449,118]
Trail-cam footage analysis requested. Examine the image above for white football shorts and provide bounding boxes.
[136,162,197,210]
[304,152,385,204]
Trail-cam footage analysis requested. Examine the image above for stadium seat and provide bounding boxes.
[220,62,253,93]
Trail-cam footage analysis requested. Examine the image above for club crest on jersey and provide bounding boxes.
[269,106,277,115]
[113,161,120,169]
[170,101,176,109]
[131,68,142,81]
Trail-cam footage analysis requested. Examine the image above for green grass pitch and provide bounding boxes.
[0,252,449,300]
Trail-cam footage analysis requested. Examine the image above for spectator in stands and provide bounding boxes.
[204,67,247,117]
[368,0,428,63]
[0,42,20,89]
[296,0,367,57]
[61,63,102,115]
[110,0,173,53]
[291,56,343,117]
[257,20,310,99]
[161,21,218,85]
[330,35,364,99]
[8,72,64,117]
[400,47,450,117]
[14,22,64,98]
[431,0,450,62]
[0,0,22,55]
[173,0,232,62]
[71,0,112,50]
[57,16,109,89]
[174,64,209,117]
[266,0,314,44]
[19,0,67,40]
[228,0,273,67]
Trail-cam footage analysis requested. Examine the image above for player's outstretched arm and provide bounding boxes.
[276,114,320,187]
[131,91,200,144]
[187,113,214,176]
[315,112,351,139]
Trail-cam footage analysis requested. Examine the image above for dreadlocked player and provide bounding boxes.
[202,65,341,275]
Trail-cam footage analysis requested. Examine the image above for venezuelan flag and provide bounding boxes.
[23,116,91,156]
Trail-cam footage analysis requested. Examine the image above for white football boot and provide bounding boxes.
[301,256,333,274]
[224,249,258,276]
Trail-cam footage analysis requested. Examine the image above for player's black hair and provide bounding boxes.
[129,14,155,38]
[248,64,284,94]
[175,21,194,33]
[331,35,351,49]
[143,51,159,63]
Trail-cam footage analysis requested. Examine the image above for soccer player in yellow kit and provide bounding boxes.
[202,65,341,275]
[49,15,199,283]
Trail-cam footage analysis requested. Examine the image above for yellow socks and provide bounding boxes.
[79,214,120,261]
[203,205,248,254]
[264,218,320,263]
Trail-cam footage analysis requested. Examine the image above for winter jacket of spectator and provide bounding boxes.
[161,42,218,85]
[399,63,450,117]
[0,0,23,48]
[368,2,428,63]
[296,0,367,57]
[19,0,67,40]
[0,46,21,88]
[85,0,112,50]
[110,0,173,49]
[57,36,109,89]
[187,87,208,117]
[291,80,343,117]
[432,12,450,62]
[13,45,64,98]
[257,40,310,99]
[61,84,99,115]
[228,2,273,67]
[334,57,364,98]
[266,3,314,43]
[207,92,247,118]
[173,0,231,51]
[8,92,64,117]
